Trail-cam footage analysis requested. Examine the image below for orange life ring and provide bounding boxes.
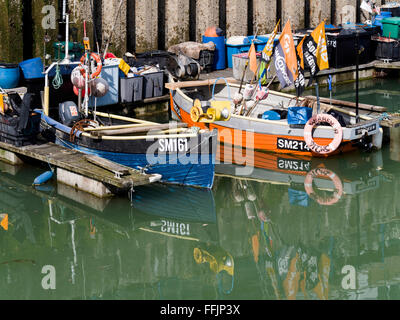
[304,168,343,206]
[304,114,343,155]
[80,53,102,79]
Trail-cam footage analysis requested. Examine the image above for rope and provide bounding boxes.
[52,63,64,90]
[212,77,231,101]
[379,112,390,121]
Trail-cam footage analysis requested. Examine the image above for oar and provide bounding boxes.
[238,61,249,94]
[233,61,249,107]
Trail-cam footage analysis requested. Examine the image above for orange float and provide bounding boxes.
[79,53,102,79]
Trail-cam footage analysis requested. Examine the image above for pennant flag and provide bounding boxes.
[259,20,280,84]
[301,21,329,86]
[273,20,299,89]
[0,214,8,231]
[248,42,258,75]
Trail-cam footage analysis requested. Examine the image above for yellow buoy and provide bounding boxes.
[190,99,204,122]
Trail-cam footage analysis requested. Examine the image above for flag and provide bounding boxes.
[259,20,280,85]
[273,20,298,89]
[360,0,373,14]
[301,21,329,86]
[295,35,306,96]
[0,214,8,231]
[261,20,280,63]
[248,42,258,75]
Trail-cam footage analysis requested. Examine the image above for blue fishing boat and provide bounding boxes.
[38,109,217,189]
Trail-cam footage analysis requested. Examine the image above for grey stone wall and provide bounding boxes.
[1,0,371,62]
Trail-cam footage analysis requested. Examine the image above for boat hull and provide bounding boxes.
[39,111,217,189]
[169,84,382,158]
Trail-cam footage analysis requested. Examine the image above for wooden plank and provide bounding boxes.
[85,154,130,176]
[304,96,387,112]
[375,61,400,69]
[92,111,158,125]
[0,142,152,189]
[165,77,239,90]
[84,123,153,132]
[90,122,188,137]
[142,94,170,104]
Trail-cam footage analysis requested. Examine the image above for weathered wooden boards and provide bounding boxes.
[0,141,156,194]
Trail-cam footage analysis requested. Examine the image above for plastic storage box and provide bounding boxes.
[381,5,400,17]
[374,37,400,61]
[226,36,276,68]
[19,58,44,80]
[373,11,392,31]
[198,50,215,73]
[382,17,400,39]
[0,63,20,89]
[143,71,164,99]
[202,35,226,70]
[232,53,261,82]
[326,30,372,68]
[89,64,120,107]
[0,101,41,147]
[120,76,144,103]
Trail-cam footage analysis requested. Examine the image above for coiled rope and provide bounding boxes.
[52,63,63,90]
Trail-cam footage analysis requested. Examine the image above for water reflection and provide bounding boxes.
[1,148,400,300]
[305,77,400,113]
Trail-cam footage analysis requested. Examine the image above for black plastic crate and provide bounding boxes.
[143,71,165,99]
[0,113,41,146]
[198,50,215,73]
[326,30,372,68]
[120,76,144,103]
[374,38,400,61]
[382,6,400,17]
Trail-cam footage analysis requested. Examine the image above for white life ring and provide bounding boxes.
[304,168,343,206]
[304,114,343,155]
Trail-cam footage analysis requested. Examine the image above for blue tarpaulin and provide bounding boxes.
[287,106,312,125]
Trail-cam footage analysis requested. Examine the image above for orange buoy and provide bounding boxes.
[73,85,90,97]
[79,53,103,79]
[205,26,221,37]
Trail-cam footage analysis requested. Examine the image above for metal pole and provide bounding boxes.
[85,65,89,118]
[316,80,321,114]
[62,0,67,21]
[64,14,70,62]
[355,31,360,123]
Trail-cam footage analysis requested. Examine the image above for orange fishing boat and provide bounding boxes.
[167,77,384,158]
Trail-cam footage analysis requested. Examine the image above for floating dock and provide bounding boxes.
[0,141,160,198]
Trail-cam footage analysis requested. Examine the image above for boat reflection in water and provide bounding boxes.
[214,146,400,300]
[2,146,400,299]
[0,164,234,300]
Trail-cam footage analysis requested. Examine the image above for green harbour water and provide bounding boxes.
[2,78,400,300]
